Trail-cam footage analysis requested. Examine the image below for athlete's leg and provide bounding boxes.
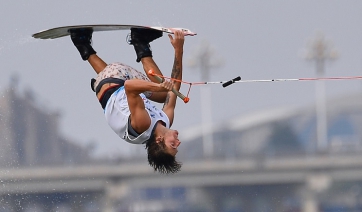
[135,57,167,102]
[87,54,107,74]
[128,28,168,102]
[140,57,165,83]
[70,29,108,74]
[129,28,166,83]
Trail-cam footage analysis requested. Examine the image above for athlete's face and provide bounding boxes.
[163,130,181,156]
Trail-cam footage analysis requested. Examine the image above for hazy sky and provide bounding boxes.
[1,1,362,157]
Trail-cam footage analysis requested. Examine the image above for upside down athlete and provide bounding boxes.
[70,28,185,174]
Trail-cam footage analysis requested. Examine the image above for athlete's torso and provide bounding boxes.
[104,87,170,144]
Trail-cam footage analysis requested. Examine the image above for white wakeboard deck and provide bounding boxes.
[32,24,197,39]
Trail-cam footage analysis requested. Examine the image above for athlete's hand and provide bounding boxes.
[159,80,175,92]
[168,30,184,51]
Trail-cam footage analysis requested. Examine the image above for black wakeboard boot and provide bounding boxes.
[70,28,97,61]
[128,28,163,62]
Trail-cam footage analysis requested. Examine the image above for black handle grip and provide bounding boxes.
[222,76,241,88]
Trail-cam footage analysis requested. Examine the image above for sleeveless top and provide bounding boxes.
[104,86,170,144]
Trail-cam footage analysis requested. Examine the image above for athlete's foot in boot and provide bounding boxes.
[128,28,163,62]
[70,28,97,61]
[129,28,163,44]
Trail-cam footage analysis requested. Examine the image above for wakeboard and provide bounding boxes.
[32,24,197,39]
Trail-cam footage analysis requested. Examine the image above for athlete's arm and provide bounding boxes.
[162,31,184,126]
[146,91,169,103]
[125,79,173,132]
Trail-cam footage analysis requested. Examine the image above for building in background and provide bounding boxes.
[177,92,362,162]
[0,81,94,167]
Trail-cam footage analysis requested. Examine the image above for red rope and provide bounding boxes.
[150,72,194,100]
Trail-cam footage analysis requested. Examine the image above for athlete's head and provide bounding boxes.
[145,129,182,174]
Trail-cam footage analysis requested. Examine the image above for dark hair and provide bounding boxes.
[145,137,182,174]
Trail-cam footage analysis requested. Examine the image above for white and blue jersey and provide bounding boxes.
[104,86,170,144]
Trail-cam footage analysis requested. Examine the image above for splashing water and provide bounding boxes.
[18,36,37,45]
[0,34,40,55]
